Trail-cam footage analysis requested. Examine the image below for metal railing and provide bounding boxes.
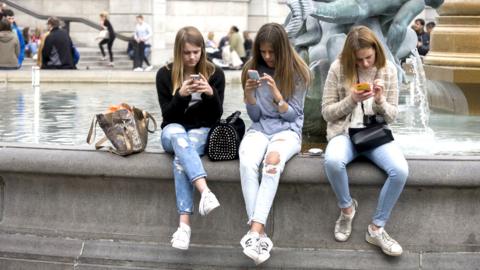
[3,0,131,42]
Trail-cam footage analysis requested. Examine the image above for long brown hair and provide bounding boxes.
[171,26,215,95]
[241,23,311,99]
[340,26,386,87]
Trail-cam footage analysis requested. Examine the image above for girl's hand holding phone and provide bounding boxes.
[351,83,373,103]
[191,73,214,96]
[179,78,194,96]
[245,70,261,93]
[261,73,283,102]
[373,79,385,103]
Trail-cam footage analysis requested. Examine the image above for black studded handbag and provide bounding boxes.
[206,111,245,161]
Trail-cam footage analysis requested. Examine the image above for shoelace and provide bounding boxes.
[172,228,188,242]
[202,192,215,204]
[337,214,352,232]
[259,241,270,253]
[380,231,396,248]
[245,237,256,248]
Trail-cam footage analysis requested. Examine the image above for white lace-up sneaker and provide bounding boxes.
[240,231,260,262]
[366,225,403,256]
[198,189,220,216]
[334,199,358,242]
[144,65,153,71]
[171,223,191,250]
[256,235,273,265]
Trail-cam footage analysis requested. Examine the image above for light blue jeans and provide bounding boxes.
[161,123,210,215]
[324,134,408,227]
[239,129,301,225]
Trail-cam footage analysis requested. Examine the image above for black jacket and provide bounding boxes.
[103,19,116,39]
[42,27,75,69]
[156,63,225,129]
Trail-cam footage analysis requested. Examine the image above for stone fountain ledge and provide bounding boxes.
[0,145,479,269]
[0,69,243,85]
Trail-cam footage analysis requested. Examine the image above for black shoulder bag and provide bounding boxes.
[206,111,246,161]
[348,72,394,152]
[348,103,394,152]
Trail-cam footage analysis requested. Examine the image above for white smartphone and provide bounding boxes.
[190,74,200,81]
[308,148,323,156]
[247,70,260,81]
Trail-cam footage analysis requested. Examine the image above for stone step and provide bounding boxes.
[23,47,143,70]
[1,232,478,270]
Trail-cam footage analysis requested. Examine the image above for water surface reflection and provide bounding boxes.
[0,83,479,156]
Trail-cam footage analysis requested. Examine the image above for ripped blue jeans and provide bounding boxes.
[161,123,210,215]
[239,129,301,225]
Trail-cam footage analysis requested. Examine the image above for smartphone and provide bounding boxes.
[355,82,371,91]
[247,70,261,81]
[308,148,323,156]
[190,74,200,81]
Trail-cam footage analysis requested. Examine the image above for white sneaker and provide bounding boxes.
[144,65,153,71]
[240,231,260,262]
[133,67,143,72]
[171,223,191,250]
[334,199,358,242]
[366,225,403,256]
[100,56,106,61]
[256,235,273,265]
[198,189,220,216]
[108,62,114,67]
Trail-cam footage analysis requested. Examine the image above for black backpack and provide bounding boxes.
[206,111,245,161]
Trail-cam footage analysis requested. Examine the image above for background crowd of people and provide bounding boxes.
[0,0,437,70]
[412,18,436,56]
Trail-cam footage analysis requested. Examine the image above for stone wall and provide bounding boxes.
[0,146,479,269]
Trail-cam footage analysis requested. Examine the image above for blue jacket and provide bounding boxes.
[12,23,25,66]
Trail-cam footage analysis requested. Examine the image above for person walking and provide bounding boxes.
[133,15,153,71]
[156,26,225,250]
[238,22,311,265]
[98,11,116,67]
[322,25,408,256]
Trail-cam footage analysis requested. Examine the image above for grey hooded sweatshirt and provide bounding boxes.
[0,30,20,68]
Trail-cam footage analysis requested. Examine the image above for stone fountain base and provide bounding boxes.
[0,145,479,269]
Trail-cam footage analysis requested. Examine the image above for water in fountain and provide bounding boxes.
[398,50,432,131]
[392,50,437,154]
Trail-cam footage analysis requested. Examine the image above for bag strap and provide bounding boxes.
[95,135,130,156]
[94,136,108,150]
[86,116,97,144]
[143,111,158,133]
[356,68,380,115]
[227,111,241,125]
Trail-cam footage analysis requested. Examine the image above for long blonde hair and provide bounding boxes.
[171,26,215,95]
[241,23,311,99]
[340,26,386,87]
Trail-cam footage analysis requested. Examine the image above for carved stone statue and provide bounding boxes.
[284,0,444,140]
